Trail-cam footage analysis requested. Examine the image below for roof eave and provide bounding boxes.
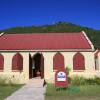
[0,49,93,52]
[82,31,94,51]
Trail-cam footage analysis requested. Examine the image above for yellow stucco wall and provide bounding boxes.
[0,51,100,84]
[42,51,98,83]
[98,52,100,69]
[0,52,29,84]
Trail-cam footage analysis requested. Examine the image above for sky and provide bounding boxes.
[0,0,100,30]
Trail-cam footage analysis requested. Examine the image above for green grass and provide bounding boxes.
[0,85,23,100]
[45,84,100,100]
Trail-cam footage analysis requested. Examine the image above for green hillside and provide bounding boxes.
[0,22,100,49]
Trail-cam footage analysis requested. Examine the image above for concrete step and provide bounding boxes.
[26,77,45,87]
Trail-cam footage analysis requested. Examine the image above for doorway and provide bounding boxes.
[29,53,44,79]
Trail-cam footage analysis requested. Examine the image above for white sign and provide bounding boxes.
[57,71,66,81]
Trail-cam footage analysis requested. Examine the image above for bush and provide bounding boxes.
[0,77,7,85]
[71,76,86,86]
[0,77,14,85]
[85,78,96,85]
[94,77,100,85]
[85,77,100,85]
[65,67,71,75]
[70,76,100,86]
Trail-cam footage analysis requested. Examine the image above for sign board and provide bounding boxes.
[57,71,66,81]
[55,69,68,87]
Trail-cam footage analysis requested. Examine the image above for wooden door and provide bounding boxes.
[40,55,44,79]
[29,54,32,79]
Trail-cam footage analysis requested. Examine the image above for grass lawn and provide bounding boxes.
[0,84,23,100]
[45,84,100,100]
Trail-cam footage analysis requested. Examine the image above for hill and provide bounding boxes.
[0,22,100,49]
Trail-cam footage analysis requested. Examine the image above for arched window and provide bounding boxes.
[12,53,23,71]
[95,56,99,70]
[94,50,100,70]
[73,52,85,70]
[0,54,4,70]
[53,52,64,70]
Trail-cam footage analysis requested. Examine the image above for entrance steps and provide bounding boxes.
[27,77,45,87]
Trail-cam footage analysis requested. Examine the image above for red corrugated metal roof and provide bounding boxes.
[0,32,92,50]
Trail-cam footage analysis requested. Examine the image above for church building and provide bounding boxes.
[0,31,99,84]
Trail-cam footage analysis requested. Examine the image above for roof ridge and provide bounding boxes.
[5,32,82,35]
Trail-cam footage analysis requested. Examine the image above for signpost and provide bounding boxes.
[55,69,68,87]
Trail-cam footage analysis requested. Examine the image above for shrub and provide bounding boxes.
[94,77,100,85]
[85,77,100,85]
[70,76,100,86]
[0,77,14,85]
[65,67,71,75]
[0,77,7,85]
[71,76,86,86]
[85,78,96,85]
